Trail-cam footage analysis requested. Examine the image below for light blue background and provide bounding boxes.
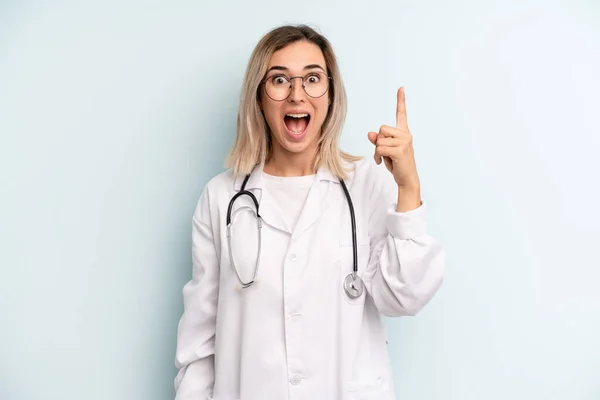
[1,1,599,399]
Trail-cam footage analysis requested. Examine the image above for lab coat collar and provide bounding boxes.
[232,164,263,192]
[232,159,356,191]
[231,159,356,236]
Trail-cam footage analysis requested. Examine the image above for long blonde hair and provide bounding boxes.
[225,24,361,179]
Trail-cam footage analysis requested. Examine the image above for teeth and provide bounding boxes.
[286,113,309,118]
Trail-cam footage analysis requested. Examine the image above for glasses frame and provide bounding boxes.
[260,72,332,102]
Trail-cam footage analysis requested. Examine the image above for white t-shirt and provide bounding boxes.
[262,172,316,232]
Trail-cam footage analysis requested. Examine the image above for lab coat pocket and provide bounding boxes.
[347,376,393,400]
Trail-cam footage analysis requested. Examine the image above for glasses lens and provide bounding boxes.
[304,72,329,98]
[265,75,290,101]
[264,72,329,100]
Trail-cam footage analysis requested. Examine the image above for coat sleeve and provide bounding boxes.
[174,186,220,399]
[363,163,446,317]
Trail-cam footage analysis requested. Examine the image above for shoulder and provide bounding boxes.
[204,168,236,194]
[348,157,396,192]
[345,158,398,218]
[193,168,236,221]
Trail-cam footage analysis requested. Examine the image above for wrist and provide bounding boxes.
[396,185,422,212]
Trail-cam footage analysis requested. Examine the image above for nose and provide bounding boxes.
[288,76,306,102]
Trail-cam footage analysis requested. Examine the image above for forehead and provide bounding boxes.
[267,41,327,72]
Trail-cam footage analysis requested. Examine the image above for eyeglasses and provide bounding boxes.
[261,72,331,101]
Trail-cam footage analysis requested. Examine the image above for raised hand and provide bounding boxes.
[367,87,420,192]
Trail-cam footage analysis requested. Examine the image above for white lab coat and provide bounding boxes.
[174,158,445,400]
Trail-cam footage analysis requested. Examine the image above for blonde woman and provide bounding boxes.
[174,24,445,400]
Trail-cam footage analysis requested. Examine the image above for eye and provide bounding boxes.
[269,75,289,85]
[305,73,321,84]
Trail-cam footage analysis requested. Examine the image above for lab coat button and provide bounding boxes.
[290,254,297,262]
[290,375,302,385]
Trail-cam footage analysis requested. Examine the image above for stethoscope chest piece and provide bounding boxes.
[343,272,364,299]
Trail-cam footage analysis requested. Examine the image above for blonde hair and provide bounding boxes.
[225,24,361,179]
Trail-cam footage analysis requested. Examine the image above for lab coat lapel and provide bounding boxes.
[256,189,290,234]
[232,166,289,234]
[291,167,342,241]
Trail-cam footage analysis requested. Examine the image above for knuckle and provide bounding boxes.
[379,125,387,133]
[398,134,411,144]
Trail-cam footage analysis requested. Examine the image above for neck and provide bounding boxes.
[264,148,317,177]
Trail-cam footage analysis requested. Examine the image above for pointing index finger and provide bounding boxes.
[396,87,408,130]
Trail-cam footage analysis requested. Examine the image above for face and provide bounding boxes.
[259,40,331,159]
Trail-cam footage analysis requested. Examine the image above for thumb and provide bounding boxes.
[367,131,378,145]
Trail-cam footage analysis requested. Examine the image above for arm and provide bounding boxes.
[174,187,220,399]
[363,165,445,317]
[364,86,445,316]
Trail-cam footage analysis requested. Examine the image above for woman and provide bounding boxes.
[174,24,445,400]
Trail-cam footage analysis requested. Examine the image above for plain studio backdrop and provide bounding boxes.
[1,1,599,399]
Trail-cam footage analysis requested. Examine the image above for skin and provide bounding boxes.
[260,41,422,212]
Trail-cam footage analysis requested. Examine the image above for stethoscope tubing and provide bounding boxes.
[226,173,363,299]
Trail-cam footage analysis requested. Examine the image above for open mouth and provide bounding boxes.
[283,113,311,137]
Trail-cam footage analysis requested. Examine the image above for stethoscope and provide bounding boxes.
[226,173,364,299]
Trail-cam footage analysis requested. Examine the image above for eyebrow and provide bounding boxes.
[266,64,326,74]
